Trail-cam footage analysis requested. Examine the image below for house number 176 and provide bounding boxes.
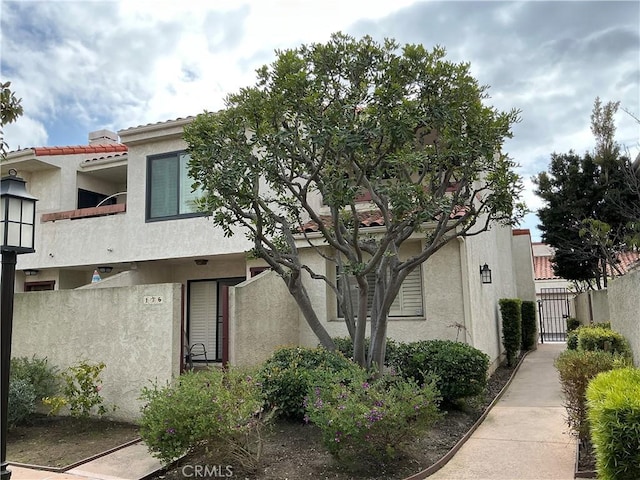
[143,296,163,304]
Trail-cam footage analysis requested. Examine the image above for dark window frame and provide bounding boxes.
[145,150,206,222]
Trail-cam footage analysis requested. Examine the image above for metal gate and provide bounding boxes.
[537,288,571,343]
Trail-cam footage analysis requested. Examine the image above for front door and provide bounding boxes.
[187,278,244,363]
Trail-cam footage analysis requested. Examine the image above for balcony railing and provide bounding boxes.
[41,203,126,222]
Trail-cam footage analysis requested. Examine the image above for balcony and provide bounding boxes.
[41,203,126,223]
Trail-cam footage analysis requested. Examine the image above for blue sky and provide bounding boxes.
[2,0,639,241]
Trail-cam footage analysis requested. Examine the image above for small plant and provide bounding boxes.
[139,367,271,470]
[43,360,113,418]
[520,301,538,351]
[305,367,442,466]
[259,346,358,419]
[386,339,489,405]
[499,298,522,367]
[7,378,36,429]
[554,349,629,441]
[587,368,640,480]
[10,356,59,402]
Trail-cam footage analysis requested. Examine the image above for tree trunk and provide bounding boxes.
[286,273,336,351]
[353,276,369,367]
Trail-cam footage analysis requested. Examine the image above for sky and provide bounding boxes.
[1,0,639,241]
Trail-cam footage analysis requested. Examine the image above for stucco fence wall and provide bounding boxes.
[11,283,182,422]
[608,270,640,365]
[573,289,611,325]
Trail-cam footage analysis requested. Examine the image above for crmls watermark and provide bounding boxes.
[181,464,234,478]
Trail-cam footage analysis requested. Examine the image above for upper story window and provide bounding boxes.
[146,151,203,221]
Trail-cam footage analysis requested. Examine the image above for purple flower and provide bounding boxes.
[166,428,176,435]
[303,414,310,424]
[362,382,370,389]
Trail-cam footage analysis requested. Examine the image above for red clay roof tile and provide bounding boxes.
[33,144,128,156]
[534,247,640,280]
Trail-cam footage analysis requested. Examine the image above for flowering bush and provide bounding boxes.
[43,360,113,418]
[305,368,442,464]
[139,367,271,470]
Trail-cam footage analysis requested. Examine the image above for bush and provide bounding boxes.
[305,368,441,466]
[568,322,616,351]
[499,298,522,367]
[520,301,537,351]
[140,367,270,469]
[554,349,629,440]
[259,346,359,419]
[8,378,36,429]
[10,356,59,402]
[386,340,489,404]
[566,317,581,332]
[329,337,399,364]
[578,327,631,357]
[587,368,640,480]
[43,360,114,418]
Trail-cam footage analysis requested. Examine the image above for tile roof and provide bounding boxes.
[82,152,128,164]
[301,207,468,233]
[534,247,640,280]
[34,144,128,156]
[118,116,196,133]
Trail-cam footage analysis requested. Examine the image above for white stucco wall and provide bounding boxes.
[608,270,640,365]
[229,270,300,366]
[511,232,536,302]
[573,289,610,325]
[11,283,182,422]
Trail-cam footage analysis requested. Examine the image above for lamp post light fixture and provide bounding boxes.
[480,263,492,284]
[97,266,113,274]
[1,170,37,480]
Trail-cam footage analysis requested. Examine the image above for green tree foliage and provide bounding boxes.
[534,98,636,289]
[1,81,23,158]
[185,33,524,370]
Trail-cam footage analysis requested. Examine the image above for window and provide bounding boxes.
[338,267,423,318]
[147,151,203,220]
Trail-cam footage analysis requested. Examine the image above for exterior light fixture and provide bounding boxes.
[1,169,37,480]
[480,263,492,284]
[23,269,39,276]
[97,266,113,274]
[194,259,208,266]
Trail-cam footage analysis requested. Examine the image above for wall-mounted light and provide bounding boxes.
[194,259,208,266]
[480,263,492,284]
[24,269,39,276]
[97,266,113,274]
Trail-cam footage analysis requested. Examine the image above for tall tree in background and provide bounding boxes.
[1,81,23,158]
[185,33,524,370]
[535,98,635,289]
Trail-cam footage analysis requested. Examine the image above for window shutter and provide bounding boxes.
[390,268,423,316]
[150,156,178,218]
[189,281,218,358]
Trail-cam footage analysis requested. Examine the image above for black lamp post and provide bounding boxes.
[0,170,37,480]
[480,263,492,284]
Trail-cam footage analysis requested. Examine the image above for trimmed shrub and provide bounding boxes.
[386,340,489,404]
[10,356,58,402]
[259,346,359,419]
[587,368,640,480]
[8,378,36,429]
[578,327,631,357]
[499,298,522,366]
[554,349,629,440]
[140,367,270,469]
[305,367,441,466]
[566,317,581,332]
[520,301,537,351]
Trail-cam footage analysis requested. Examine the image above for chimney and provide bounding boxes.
[88,129,119,145]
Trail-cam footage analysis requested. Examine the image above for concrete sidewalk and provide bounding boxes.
[10,343,574,480]
[426,342,575,480]
[9,440,163,480]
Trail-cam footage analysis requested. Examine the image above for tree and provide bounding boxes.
[185,33,524,370]
[534,98,636,289]
[1,81,24,158]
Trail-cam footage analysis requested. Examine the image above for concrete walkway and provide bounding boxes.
[10,343,575,480]
[427,342,575,480]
